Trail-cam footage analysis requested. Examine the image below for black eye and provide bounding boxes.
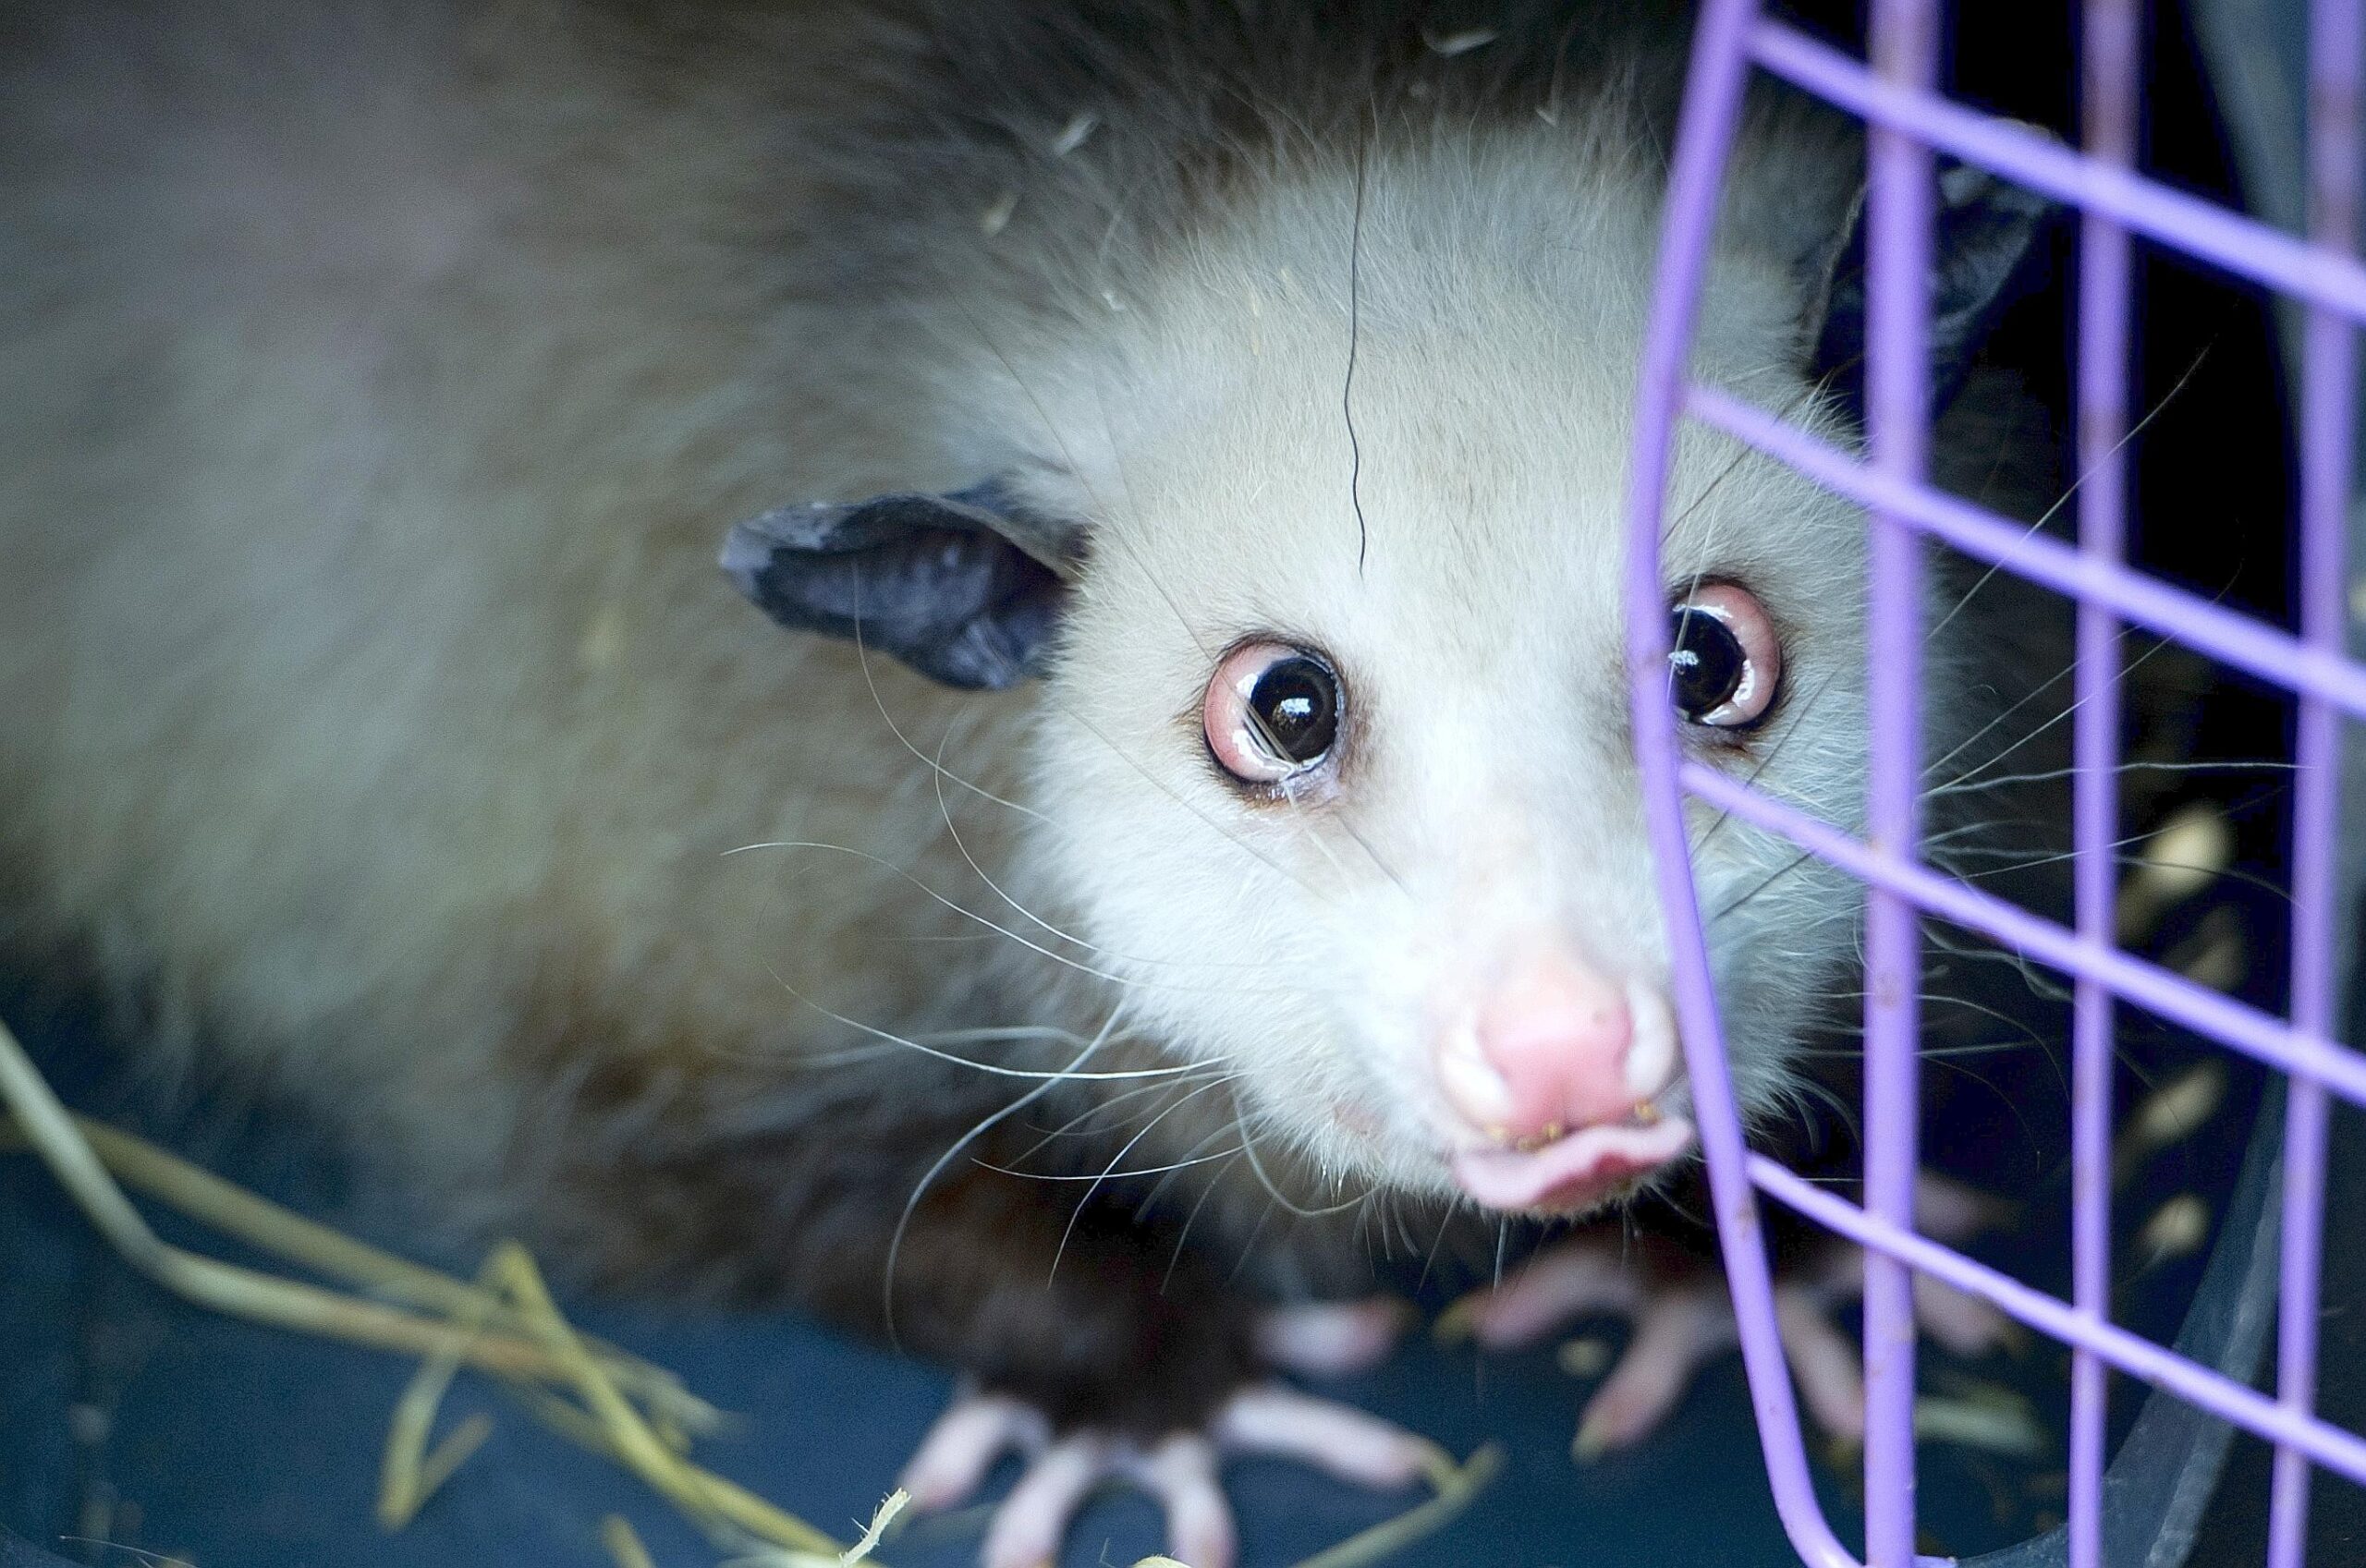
[1203,643,1344,785]
[1668,607,1746,721]
[1666,582,1782,728]
[1248,656,1339,763]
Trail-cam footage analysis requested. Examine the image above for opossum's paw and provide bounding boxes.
[1252,1295,1415,1378]
[1454,1174,2013,1459]
[898,1382,1437,1568]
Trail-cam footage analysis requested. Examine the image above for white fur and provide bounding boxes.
[996,138,1876,1199]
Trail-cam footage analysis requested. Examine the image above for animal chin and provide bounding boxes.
[1447,1114,1697,1215]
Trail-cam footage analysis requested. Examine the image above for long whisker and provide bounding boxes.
[1235,1108,1370,1219]
[727,838,1304,995]
[1164,1145,1249,1291]
[755,962,1198,1082]
[1923,346,2211,648]
[1041,687,1337,905]
[1323,807,1414,898]
[927,757,1081,945]
[848,630,1048,824]
[1050,1076,1238,1282]
[1926,612,2219,796]
[1689,669,1846,860]
[1929,756,2297,799]
[1138,1108,1250,1220]
[999,1067,1232,1168]
[884,1008,1121,1347]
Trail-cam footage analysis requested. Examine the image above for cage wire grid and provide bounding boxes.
[1622,2,2366,1566]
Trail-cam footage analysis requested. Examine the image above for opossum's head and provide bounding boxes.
[728,140,2046,1215]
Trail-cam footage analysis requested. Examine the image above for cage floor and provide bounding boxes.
[0,988,2210,1568]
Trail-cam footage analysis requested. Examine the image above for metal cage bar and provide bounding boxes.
[1861,0,1938,1557]
[2270,3,2360,1561]
[2069,4,2141,1561]
[1626,2,2366,1564]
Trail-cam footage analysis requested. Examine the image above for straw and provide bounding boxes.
[605,1514,661,1568]
[3,1009,1490,1568]
[0,1102,715,1430]
[378,1257,500,1528]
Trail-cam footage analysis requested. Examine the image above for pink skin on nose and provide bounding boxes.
[1434,950,1692,1213]
[1468,950,1638,1142]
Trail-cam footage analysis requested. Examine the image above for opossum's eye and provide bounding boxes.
[1203,642,1343,786]
[1668,583,1781,729]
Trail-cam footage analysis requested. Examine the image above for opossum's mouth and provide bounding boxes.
[1447,1113,1696,1214]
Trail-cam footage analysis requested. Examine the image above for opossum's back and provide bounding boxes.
[0,1,1027,1160]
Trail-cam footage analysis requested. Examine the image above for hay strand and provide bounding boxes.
[1279,1441,1503,1568]
[482,1241,847,1559]
[378,1259,498,1527]
[604,1514,661,1568]
[0,1099,713,1431]
[5,1012,1486,1568]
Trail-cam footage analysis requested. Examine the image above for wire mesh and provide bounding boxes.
[1623,3,2363,1564]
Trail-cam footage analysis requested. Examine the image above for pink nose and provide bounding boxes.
[1437,951,1671,1142]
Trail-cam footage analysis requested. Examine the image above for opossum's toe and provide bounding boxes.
[1771,1285,1865,1442]
[899,1390,1050,1512]
[1448,1234,1647,1349]
[1460,1170,2014,1462]
[981,1432,1116,1568]
[1913,1273,2018,1357]
[1132,1432,1235,1568]
[1252,1295,1414,1378]
[1557,1261,1861,1458]
[1212,1384,1443,1489]
[908,1382,1433,1568]
[1570,1281,1735,1459]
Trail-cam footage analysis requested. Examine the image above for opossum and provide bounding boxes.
[0,3,2056,1563]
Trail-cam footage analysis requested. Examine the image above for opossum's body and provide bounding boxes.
[0,1,2056,1556]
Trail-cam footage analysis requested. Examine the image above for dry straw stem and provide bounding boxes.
[0,1017,519,1367]
[2111,1060,2227,1187]
[721,1489,910,1568]
[1913,1395,2047,1460]
[605,1514,662,1568]
[0,1013,839,1554]
[378,1256,502,1528]
[496,1375,860,1560]
[382,1408,496,1528]
[3,1013,1493,1568]
[0,1079,714,1432]
[474,1240,849,1559]
[1264,1443,1503,1568]
[836,1488,908,1563]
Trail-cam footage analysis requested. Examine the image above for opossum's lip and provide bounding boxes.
[1447,1114,1696,1215]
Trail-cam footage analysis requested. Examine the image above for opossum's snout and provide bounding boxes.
[1433,946,1695,1214]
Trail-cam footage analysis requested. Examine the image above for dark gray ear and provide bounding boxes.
[1808,159,2055,422]
[720,480,1079,690]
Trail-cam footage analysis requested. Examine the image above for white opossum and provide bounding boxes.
[0,3,2054,1563]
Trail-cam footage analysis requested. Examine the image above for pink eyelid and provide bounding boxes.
[1673,581,1781,727]
[1203,642,1303,783]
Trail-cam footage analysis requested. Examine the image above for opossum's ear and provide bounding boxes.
[720,480,1080,690]
[1805,159,2055,421]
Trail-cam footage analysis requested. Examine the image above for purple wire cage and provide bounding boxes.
[1624,3,2362,1565]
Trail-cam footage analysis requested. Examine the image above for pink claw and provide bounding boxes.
[899,1380,1433,1568]
[1464,1172,2013,1460]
